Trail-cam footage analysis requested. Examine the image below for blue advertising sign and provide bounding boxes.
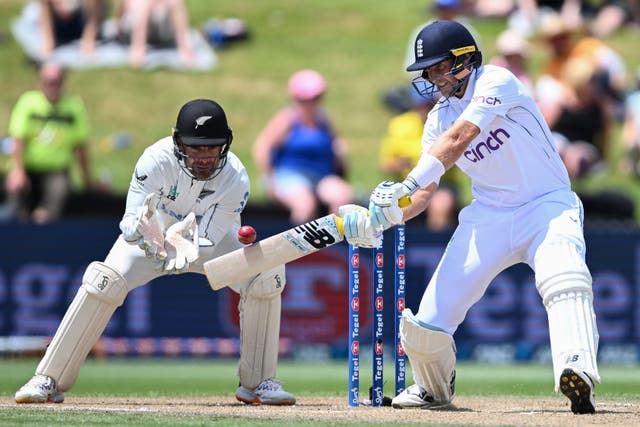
[0,220,638,361]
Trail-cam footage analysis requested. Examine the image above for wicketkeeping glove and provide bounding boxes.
[339,204,382,248]
[123,193,167,260]
[163,212,199,273]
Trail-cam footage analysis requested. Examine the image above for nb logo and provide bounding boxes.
[295,221,336,249]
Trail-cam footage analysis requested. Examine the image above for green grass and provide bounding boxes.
[3,358,640,398]
[1,0,640,213]
[1,358,639,426]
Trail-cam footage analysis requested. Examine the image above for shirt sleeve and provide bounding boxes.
[459,68,523,131]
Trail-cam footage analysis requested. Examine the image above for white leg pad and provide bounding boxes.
[237,265,286,389]
[535,240,600,391]
[36,262,128,391]
[400,309,456,403]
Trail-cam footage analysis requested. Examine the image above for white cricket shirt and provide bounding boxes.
[119,137,250,246]
[423,65,571,208]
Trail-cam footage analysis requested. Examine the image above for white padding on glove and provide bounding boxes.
[127,193,167,260]
[338,204,382,248]
[163,212,199,273]
[369,181,405,231]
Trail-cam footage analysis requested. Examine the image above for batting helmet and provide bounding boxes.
[407,20,482,74]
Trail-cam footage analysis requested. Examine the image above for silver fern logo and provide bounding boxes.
[195,116,212,128]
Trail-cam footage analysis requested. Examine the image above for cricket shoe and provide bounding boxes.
[391,384,452,409]
[235,378,296,405]
[559,368,595,414]
[15,374,65,404]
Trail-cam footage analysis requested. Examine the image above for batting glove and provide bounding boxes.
[369,181,413,231]
[339,204,382,248]
[163,212,199,273]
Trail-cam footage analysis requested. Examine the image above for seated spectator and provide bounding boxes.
[508,0,583,36]
[252,70,352,224]
[4,61,93,224]
[379,90,461,232]
[535,12,626,119]
[113,0,195,68]
[546,57,614,179]
[583,0,637,38]
[39,0,105,58]
[489,29,534,95]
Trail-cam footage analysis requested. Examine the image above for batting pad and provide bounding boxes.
[400,309,457,403]
[36,262,128,391]
[535,240,600,391]
[237,265,286,389]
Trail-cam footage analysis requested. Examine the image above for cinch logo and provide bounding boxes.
[416,39,423,58]
[472,95,502,105]
[463,128,511,163]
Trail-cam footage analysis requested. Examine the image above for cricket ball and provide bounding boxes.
[237,225,257,245]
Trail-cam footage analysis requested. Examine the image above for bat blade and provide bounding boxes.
[204,214,344,289]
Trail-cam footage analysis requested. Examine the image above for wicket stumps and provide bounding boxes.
[348,224,406,407]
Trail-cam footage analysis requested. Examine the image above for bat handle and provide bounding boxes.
[335,216,344,235]
[398,195,412,208]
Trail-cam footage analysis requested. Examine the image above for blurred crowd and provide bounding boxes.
[1,0,640,227]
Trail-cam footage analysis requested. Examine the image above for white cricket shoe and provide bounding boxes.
[235,378,296,405]
[391,384,452,409]
[559,368,596,414]
[15,374,65,404]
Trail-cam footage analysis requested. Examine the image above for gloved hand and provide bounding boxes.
[369,181,409,231]
[163,212,199,273]
[338,204,382,248]
[123,193,167,260]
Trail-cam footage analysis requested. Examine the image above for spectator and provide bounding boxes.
[39,0,105,58]
[489,29,534,95]
[583,0,637,38]
[538,14,626,104]
[113,0,195,68]
[4,61,93,224]
[508,0,583,36]
[252,69,352,224]
[547,57,614,179]
[379,91,460,231]
[509,0,637,38]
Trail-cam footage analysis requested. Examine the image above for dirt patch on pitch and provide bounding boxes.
[2,396,640,426]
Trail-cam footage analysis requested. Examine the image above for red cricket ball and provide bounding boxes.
[237,225,257,245]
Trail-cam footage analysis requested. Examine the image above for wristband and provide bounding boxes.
[406,154,445,189]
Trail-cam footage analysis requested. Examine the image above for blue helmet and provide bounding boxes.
[408,20,482,101]
[407,20,482,73]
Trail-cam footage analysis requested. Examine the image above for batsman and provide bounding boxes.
[341,20,600,414]
[15,99,296,406]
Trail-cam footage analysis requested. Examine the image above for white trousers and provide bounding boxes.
[416,189,587,334]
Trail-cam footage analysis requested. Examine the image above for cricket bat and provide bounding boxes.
[203,197,411,290]
[203,213,345,290]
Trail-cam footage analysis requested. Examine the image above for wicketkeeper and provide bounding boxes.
[15,99,296,406]
[342,20,600,414]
